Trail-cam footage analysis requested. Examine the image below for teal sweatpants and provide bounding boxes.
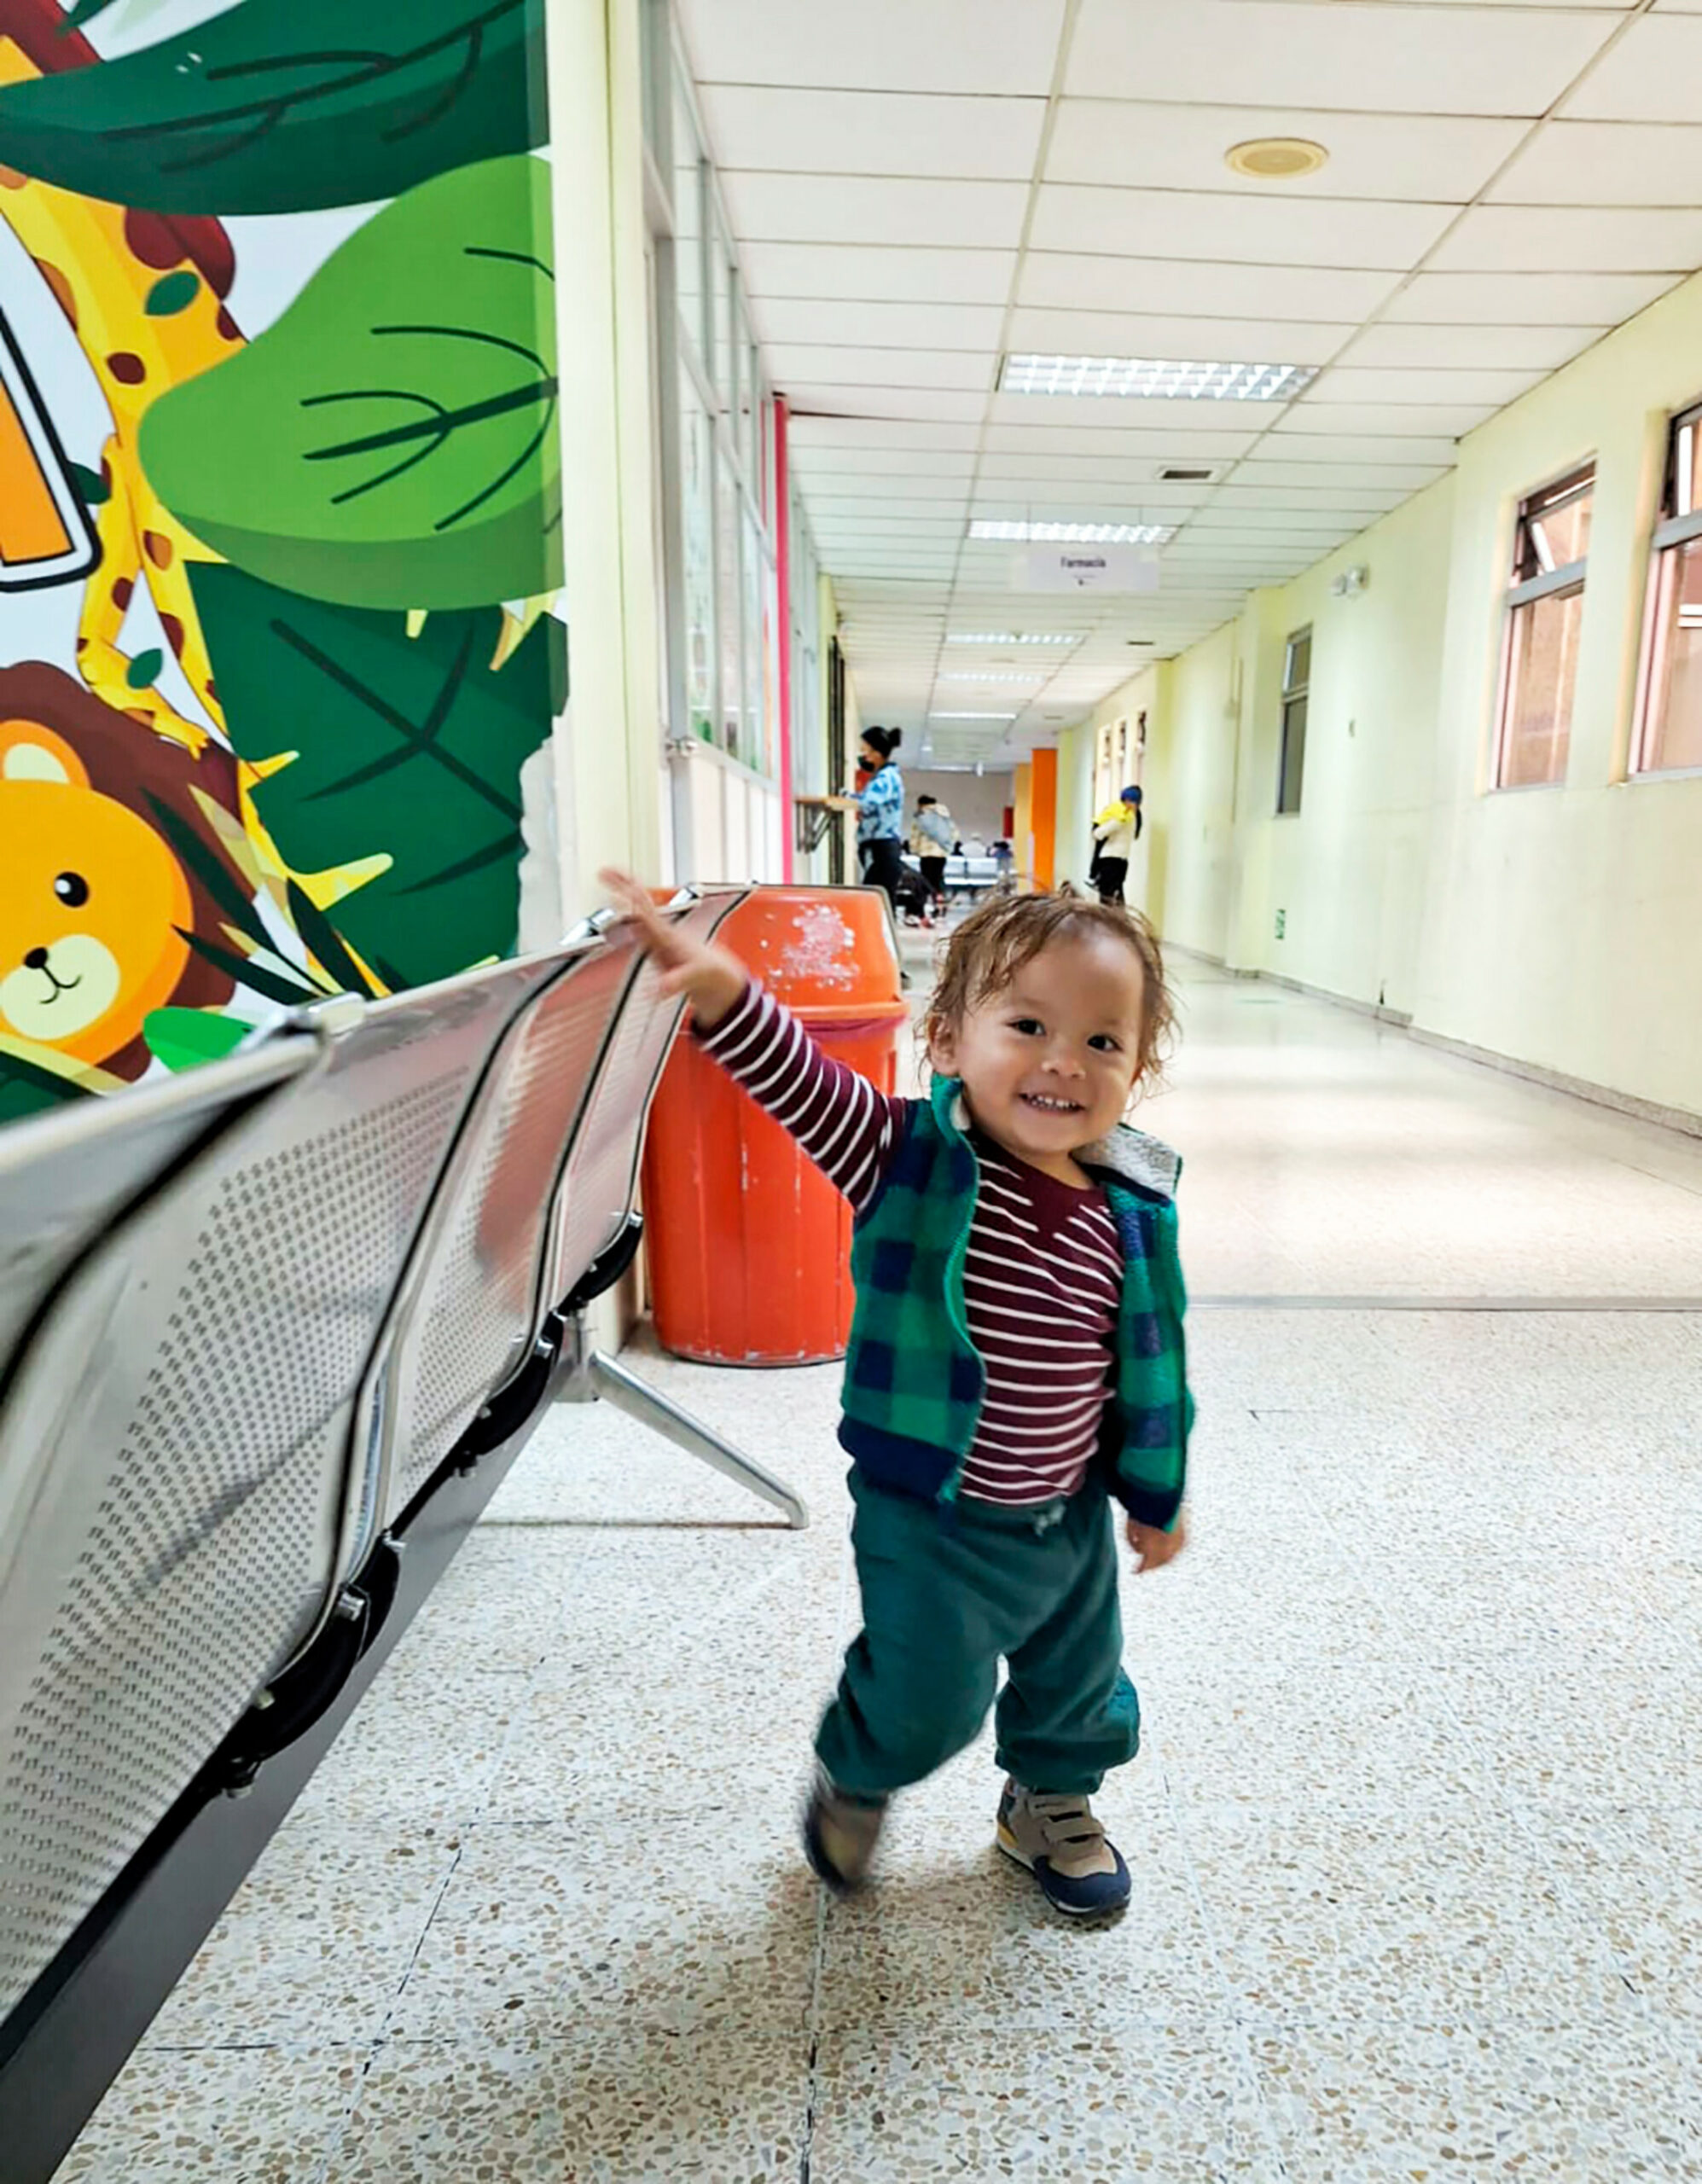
[815,1468,1141,1800]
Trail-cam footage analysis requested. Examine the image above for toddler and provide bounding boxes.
[605,875,1192,1919]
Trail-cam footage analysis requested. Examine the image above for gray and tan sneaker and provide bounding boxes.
[803,1768,888,1893]
[996,1779,1131,1917]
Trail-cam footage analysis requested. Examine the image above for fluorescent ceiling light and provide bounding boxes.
[940,671,1047,683]
[930,710,1017,720]
[1000,353,1317,403]
[945,631,1079,645]
[969,520,1176,545]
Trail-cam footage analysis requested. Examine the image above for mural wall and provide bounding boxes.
[0,0,562,1122]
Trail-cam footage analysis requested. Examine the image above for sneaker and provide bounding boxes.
[996,1779,1131,1917]
[803,1768,888,1893]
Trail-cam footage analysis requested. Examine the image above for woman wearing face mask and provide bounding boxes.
[842,727,905,909]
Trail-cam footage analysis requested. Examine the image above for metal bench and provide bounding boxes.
[0,886,802,2183]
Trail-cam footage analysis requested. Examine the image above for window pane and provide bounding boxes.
[1527,485,1592,574]
[1641,536,1702,773]
[677,362,716,741]
[1284,629,1310,694]
[743,506,766,775]
[715,440,741,755]
[1279,694,1307,814]
[671,71,704,362]
[1501,585,1583,787]
[710,212,733,410]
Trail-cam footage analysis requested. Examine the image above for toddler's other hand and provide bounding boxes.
[1125,1515,1187,1572]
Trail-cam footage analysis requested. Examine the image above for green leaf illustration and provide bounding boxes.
[142,1007,253,1072]
[144,270,200,317]
[9,0,545,214]
[69,460,110,507]
[141,155,561,612]
[0,1048,93,1125]
[125,647,164,688]
[189,563,563,990]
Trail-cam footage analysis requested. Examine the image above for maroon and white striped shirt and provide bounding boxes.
[700,985,1123,1505]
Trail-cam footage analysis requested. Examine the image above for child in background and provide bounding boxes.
[603,875,1193,1919]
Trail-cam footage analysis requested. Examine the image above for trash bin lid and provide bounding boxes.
[717,886,902,1012]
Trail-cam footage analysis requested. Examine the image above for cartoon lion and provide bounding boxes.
[0,662,243,1083]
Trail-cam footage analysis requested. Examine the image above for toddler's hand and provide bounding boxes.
[1125,1514,1187,1573]
[598,869,747,1031]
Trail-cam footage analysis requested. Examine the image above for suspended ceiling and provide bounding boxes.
[677,0,1702,768]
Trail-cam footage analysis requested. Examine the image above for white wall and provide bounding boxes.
[1084,264,1702,1123]
[903,769,1014,851]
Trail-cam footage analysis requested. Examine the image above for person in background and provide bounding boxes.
[835,727,904,908]
[601,874,1192,1919]
[912,793,956,919]
[1092,787,1142,907]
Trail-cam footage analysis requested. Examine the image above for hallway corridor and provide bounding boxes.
[62,967,1702,2182]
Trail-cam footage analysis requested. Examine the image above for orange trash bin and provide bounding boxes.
[642,886,911,1365]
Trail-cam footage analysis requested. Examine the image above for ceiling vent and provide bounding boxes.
[1158,465,1216,483]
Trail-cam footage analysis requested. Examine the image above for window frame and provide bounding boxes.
[1491,461,1595,793]
[1276,624,1310,816]
[1631,398,1702,778]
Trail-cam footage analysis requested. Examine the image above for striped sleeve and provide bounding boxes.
[695,983,907,1211]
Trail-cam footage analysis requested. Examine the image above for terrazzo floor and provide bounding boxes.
[60,962,1702,2181]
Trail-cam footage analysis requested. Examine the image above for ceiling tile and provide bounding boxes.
[1065,0,1620,116]
[1045,97,1524,202]
[981,421,1264,456]
[1383,269,1680,322]
[801,475,976,498]
[1005,306,1349,364]
[1490,119,1702,206]
[987,392,1298,432]
[789,445,979,473]
[1428,205,1702,273]
[1190,507,1372,531]
[1206,483,1412,509]
[752,298,1007,349]
[1337,323,1600,370]
[1306,365,1544,405]
[1027,185,1455,270]
[1562,13,1702,120]
[768,346,996,391]
[1019,251,1400,322]
[977,451,1246,483]
[1227,461,1446,491]
[784,385,990,421]
[740,241,1017,304]
[722,172,1028,249]
[787,418,985,450]
[699,86,1047,179]
[677,0,1067,94]
[1275,400,1491,434]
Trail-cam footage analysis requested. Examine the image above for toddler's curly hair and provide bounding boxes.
[923,887,1176,1095]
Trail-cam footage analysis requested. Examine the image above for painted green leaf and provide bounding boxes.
[125,647,164,688]
[8,0,545,215]
[142,1008,252,1072]
[0,1049,93,1125]
[69,460,109,508]
[189,564,564,990]
[144,270,200,317]
[141,155,561,613]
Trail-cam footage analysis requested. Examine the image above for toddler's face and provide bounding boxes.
[929,931,1147,1175]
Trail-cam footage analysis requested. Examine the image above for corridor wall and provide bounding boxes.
[1084,264,1702,1127]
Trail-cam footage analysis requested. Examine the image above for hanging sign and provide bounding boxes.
[1015,545,1159,593]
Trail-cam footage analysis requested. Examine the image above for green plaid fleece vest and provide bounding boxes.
[837,1077,1193,1530]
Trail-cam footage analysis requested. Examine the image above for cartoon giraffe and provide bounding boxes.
[0,0,242,756]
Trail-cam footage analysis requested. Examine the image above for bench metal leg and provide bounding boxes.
[558,1316,810,1529]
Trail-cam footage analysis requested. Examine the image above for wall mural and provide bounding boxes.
[0,0,563,1122]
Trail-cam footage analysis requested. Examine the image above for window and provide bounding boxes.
[1635,400,1702,775]
[1278,625,1310,814]
[1495,465,1593,789]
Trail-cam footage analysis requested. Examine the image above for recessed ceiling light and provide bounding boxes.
[930,710,1017,720]
[999,354,1317,403]
[969,520,1176,545]
[945,631,1080,645]
[1226,136,1328,181]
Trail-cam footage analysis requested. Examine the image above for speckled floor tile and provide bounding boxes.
[381,1526,593,1678]
[145,1821,462,2048]
[57,2044,362,2183]
[1252,2016,1702,2180]
[1186,1798,1634,2024]
[326,2029,808,2182]
[809,2026,1281,2181]
[288,1662,520,1827]
[1527,1805,1702,2021]
[1444,1659,1702,1809]
[389,1809,818,2039]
